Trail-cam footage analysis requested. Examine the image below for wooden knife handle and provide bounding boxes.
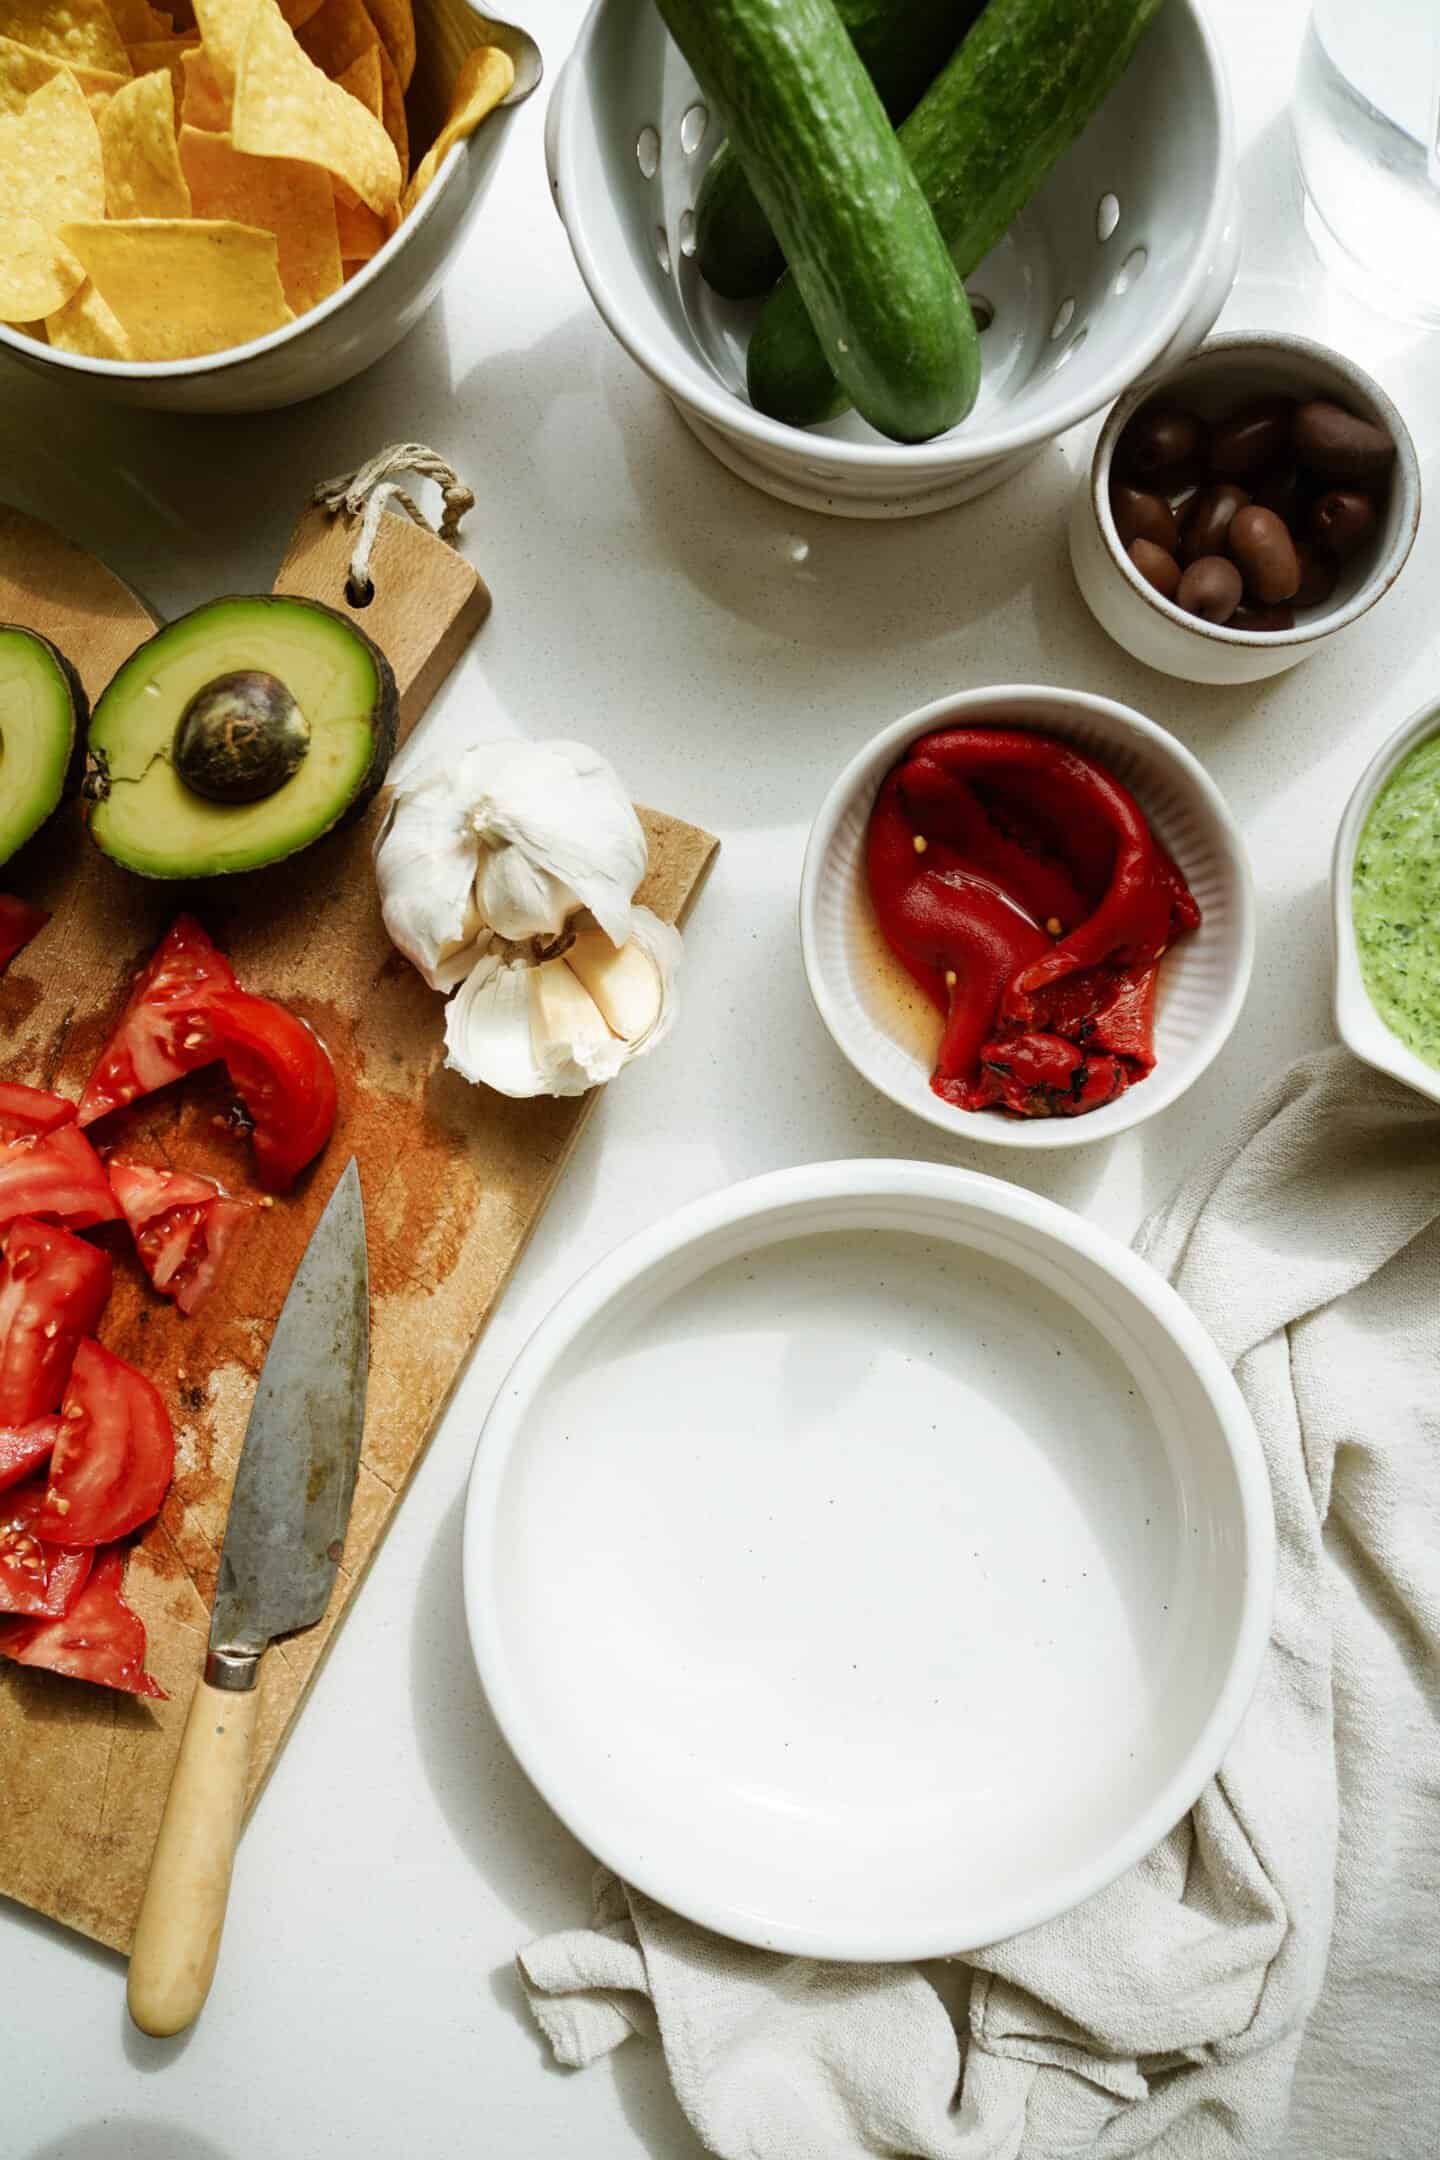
[127,1672,259,2037]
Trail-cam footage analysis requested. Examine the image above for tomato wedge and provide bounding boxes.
[0,1083,77,1143]
[0,1483,92,1617]
[0,1122,122,1232]
[78,914,237,1126]
[0,894,48,974]
[29,1338,173,1546]
[206,990,338,1192]
[0,1218,112,1423]
[108,1158,259,1315]
[0,1542,163,1696]
[0,1418,59,1494]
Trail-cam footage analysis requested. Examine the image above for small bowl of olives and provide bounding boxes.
[1069,333,1420,684]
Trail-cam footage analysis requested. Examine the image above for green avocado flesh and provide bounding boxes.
[0,625,80,869]
[86,595,397,879]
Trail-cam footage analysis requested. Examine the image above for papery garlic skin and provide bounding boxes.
[443,952,543,1094]
[373,771,492,991]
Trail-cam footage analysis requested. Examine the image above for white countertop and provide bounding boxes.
[5,0,1437,2152]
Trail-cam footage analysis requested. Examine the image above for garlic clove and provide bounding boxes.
[444,952,548,1096]
[466,739,646,947]
[528,957,627,1095]
[563,929,665,1044]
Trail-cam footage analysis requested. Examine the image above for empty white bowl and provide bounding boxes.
[464,1159,1274,1959]
[1070,333,1420,684]
[800,686,1254,1149]
[1333,697,1440,1105]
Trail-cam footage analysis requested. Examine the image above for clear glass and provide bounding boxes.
[1292,0,1440,324]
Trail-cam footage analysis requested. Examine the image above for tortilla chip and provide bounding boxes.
[0,0,129,71]
[232,0,398,214]
[179,39,225,123]
[179,123,338,312]
[101,66,189,215]
[106,0,172,37]
[190,0,253,94]
[277,0,322,24]
[333,38,375,112]
[372,26,402,179]
[293,0,369,77]
[0,30,123,111]
[58,214,290,355]
[332,183,392,258]
[45,269,130,351]
[125,31,196,104]
[0,69,106,228]
[0,212,84,317]
[360,0,407,91]
[404,44,511,214]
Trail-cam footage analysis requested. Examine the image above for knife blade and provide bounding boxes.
[127,1158,369,2038]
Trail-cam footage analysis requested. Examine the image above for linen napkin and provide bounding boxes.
[517,1049,1440,2159]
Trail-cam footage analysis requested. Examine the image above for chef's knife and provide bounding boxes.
[127,1158,369,2038]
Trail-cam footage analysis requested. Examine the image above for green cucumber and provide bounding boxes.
[747,0,1170,429]
[655,0,979,445]
[694,0,986,302]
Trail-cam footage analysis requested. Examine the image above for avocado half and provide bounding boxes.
[84,595,399,879]
[0,624,86,868]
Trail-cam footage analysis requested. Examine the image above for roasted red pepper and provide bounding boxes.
[866,728,1200,1119]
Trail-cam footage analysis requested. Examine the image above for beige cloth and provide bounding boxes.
[518,1050,1440,2158]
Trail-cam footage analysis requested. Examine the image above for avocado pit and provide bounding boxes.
[174,670,310,805]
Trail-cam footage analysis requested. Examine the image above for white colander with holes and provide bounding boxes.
[544,0,1239,518]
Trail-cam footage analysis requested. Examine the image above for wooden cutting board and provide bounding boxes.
[0,505,717,1953]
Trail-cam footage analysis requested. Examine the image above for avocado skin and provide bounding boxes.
[84,595,400,879]
[0,623,87,868]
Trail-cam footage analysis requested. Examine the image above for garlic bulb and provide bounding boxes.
[374,738,647,988]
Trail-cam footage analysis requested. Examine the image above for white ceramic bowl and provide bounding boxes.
[800,686,1254,1150]
[465,1159,1274,1960]
[1070,333,1421,684]
[544,0,1238,518]
[0,2,540,414]
[1333,697,1440,1105]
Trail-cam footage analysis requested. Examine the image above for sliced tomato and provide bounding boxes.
[0,1218,113,1423]
[28,1337,174,1546]
[0,1418,59,1494]
[0,1122,121,1233]
[108,1158,259,1315]
[0,1483,92,1617]
[0,1542,163,1696]
[0,894,48,975]
[207,990,338,1192]
[0,1082,77,1143]
[78,914,237,1126]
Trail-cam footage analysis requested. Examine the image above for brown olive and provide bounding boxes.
[1210,396,1296,478]
[1251,464,1307,527]
[1176,555,1243,624]
[1111,483,1179,553]
[1293,541,1338,610]
[1230,601,1296,633]
[1227,505,1301,603]
[1294,400,1395,487]
[1310,488,1379,561]
[1179,482,1250,565]
[1128,537,1181,600]
[1115,403,1209,484]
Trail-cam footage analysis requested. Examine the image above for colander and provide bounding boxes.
[545,0,1239,517]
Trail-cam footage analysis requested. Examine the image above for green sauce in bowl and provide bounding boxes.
[1353,730,1440,1070]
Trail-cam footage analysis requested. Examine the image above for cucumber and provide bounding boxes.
[655,0,980,445]
[747,0,1170,429]
[694,0,986,302]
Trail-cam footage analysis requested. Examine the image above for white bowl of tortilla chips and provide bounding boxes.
[0,0,539,410]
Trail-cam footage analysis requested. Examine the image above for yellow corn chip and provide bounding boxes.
[0,31,123,112]
[101,67,190,216]
[179,123,338,313]
[59,215,290,356]
[46,270,131,351]
[126,32,197,106]
[0,69,106,229]
[191,0,254,95]
[332,183,392,259]
[180,39,226,124]
[294,0,370,78]
[0,0,129,72]
[372,27,402,181]
[333,39,376,114]
[232,0,398,214]
[0,212,84,317]
[404,44,511,214]
[106,0,172,37]
[360,0,408,92]
[278,0,322,25]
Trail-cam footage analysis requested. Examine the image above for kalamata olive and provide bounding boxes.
[1227,505,1301,603]
[1115,403,1209,484]
[1293,541,1338,610]
[1251,464,1307,527]
[1294,400,1395,487]
[1230,601,1296,633]
[1179,483,1250,565]
[1111,483,1179,553]
[1310,488,1379,561]
[1176,555,1244,624]
[1128,538,1181,600]
[1209,396,1296,478]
